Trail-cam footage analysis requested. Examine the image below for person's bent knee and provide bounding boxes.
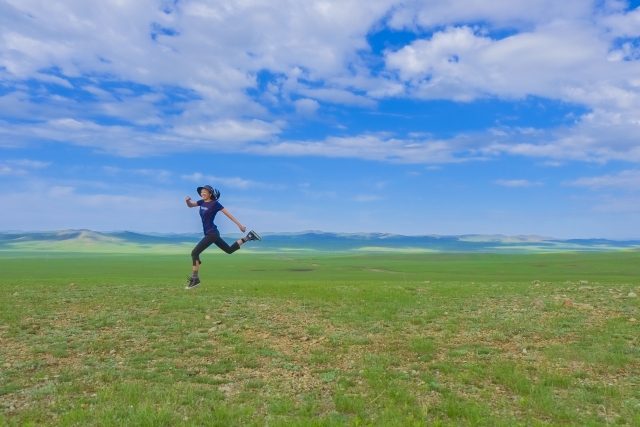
[227,242,240,254]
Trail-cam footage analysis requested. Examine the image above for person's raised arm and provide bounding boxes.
[185,196,198,208]
[221,208,246,233]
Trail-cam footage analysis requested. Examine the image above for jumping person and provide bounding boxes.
[185,185,261,290]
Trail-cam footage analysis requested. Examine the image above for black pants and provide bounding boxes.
[191,233,240,265]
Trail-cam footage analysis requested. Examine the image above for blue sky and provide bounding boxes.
[2,0,640,238]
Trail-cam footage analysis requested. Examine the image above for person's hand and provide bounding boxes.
[239,225,247,233]
[185,196,191,202]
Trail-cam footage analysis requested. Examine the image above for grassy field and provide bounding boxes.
[1,251,639,426]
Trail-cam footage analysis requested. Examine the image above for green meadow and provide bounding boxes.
[1,251,639,426]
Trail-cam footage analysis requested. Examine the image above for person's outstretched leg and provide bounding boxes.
[213,236,242,254]
[214,231,262,254]
[187,235,217,289]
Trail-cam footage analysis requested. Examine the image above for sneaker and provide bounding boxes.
[245,230,262,242]
[185,276,201,290]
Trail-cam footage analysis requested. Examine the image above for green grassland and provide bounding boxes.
[1,251,639,426]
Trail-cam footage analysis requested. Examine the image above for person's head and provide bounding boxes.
[197,185,220,201]
[200,188,211,199]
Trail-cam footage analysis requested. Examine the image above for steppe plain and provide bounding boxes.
[0,240,639,426]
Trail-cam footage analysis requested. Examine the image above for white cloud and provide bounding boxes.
[601,5,640,38]
[0,182,309,233]
[8,159,49,168]
[181,172,282,190]
[539,161,565,167]
[0,117,282,156]
[384,26,493,101]
[173,119,282,142]
[2,110,640,164]
[384,23,632,105]
[102,167,173,182]
[49,186,75,198]
[387,0,593,31]
[566,169,640,191]
[475,111,640,163]
[102,166,121,174]
[0,166,22,175]
[590,195,640,212]
[132,169,172,183]
[0,158,50,175]
[298,183,337,199]
[0,184,192,232]
[0,0,639,165]
[32,73,73,88]
[354,194,381,202]
[294,98,320,115]
[303,190,337,199]
[380,14,640,162]
[0,0,393,115]
[82,86,113,99]
[297,88,375,107]
[248,133,480,163]
[494,179,543,187]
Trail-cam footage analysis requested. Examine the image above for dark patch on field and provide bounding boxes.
[342,266,403,273]
[363,267,402,273]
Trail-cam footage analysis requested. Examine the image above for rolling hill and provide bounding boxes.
[0,230,639,254]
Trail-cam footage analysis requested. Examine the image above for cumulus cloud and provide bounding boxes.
[0,0,640,165]
[294,98,320,115]
[384,24,634,106]
[380,8,640,163]
[0,0,392,119]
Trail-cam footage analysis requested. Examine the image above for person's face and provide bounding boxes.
[200,189,212,199]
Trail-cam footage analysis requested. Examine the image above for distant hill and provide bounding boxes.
[0,230,639,253]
